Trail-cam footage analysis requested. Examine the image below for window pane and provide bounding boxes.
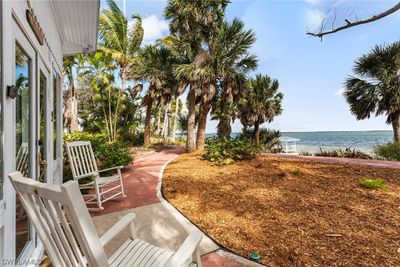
[53,71,58,160]
[39,71,46,182]
[15,43,31,258]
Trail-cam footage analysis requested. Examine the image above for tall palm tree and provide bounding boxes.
[164,0,229,152]
[133,45,177,146]
[344,42,400,141]
[98,0,143,92]
[239,74,284,145]
[211,18,258,138]
[63,55,87,133]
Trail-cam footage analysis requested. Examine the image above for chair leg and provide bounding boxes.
[193,248,202,267]
[94,180,104,211]
[118,169,126,198]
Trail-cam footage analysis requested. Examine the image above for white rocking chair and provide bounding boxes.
[66,141,126,211]
[8,172,203,267]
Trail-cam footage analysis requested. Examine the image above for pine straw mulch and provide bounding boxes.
[162,152,400,267]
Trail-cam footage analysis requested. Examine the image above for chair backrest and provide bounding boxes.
[8,172,109,267]
[66,141,99,180]
[16,142,29,177]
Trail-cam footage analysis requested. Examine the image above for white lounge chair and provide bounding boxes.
[8,172,203,267]
[66,141,126,211]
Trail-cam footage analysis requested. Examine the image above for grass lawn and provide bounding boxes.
[163,152,400,266]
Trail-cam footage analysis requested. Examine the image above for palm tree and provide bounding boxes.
[63,55,85,133]
[164,0,229,152]
[80,52,119,141]
[211,18,258,138]
[133,45,177,146]
[239,74,284,145]
[98,0,143,92]
[344,42,400,141]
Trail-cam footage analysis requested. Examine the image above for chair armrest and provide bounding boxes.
[164,230,203,267]
[99,213,136,247]
[98,166,124,173]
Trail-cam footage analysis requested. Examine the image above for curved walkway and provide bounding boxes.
[266,153,400,169]
[92,146,255,266]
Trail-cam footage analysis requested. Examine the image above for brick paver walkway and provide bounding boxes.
[266,153,400,169]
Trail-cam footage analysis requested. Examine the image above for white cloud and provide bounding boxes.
[305,8,326,29]
[334,88,345,96]
[141,15,169,45]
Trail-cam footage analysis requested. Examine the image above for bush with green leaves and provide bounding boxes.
[374,142,400,161]
[203,137,261,165]
[238,128,281,152]
[315,147,372,159]
[63,132,133,182]
[289,169,303,175]
[360,178,385,190]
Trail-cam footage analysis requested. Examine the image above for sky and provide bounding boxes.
[101,0,400,133]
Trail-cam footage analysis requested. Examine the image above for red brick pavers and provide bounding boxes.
[266,153,400,169]
[202,252,247,267]
[93,146,186,216]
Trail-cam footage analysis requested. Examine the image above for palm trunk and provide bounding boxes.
[254,121,260,145]
[217,83,233,138]
[392,111,400,142]
[163,102,171,139]
[155,110,161,136]
[171,96,179,142]
[70,91,79,132]
[217,118,231,138]
[187,85,196,152]
[196,96,210,150]
[143,98,154,146]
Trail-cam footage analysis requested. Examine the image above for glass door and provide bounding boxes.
[13,21,37,261]
[38,61,49,183]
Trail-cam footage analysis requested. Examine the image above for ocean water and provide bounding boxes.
[206,131,394,154]
[281,131,393,154]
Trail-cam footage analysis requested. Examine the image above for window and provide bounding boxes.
[53,71,59,160]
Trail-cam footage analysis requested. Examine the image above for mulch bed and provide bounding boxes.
[162,152,400,266]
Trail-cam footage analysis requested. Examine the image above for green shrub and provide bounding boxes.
[315,147,372,159]
[63,132,133,182]
[300,151,313,156]
[360,178,385,190]
[118,131,144,146]
[203,137,261,165]
[238,128,282,153]
[374,142,400,161]
[289,169,303,175]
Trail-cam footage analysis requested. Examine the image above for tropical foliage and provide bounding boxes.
[203,137,260,165]
[62,0,284,155]
[374,142,400,161]
[239,74,284,145]
[315,147,372,159]
[344,41,400,141]
[238,128,282,152]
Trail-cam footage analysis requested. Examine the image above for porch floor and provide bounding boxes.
[91,146,251,266]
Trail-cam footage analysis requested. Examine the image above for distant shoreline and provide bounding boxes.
[205,130,393,135]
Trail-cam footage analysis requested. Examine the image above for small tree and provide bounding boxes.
[344,41,400,141]
[239,74,283,145]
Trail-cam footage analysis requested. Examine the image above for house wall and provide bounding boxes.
[1,0,64,265]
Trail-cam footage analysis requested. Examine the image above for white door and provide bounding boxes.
[11,19,41,264]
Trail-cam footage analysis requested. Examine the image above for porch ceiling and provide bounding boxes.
[50,0,100,55]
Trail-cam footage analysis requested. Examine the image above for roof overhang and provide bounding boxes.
[50,0,100,55]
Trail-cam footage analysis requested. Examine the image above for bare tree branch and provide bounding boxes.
[307,2,400,39]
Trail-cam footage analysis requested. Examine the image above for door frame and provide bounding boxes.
[37,59,51,184]
[12,15,38,263]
